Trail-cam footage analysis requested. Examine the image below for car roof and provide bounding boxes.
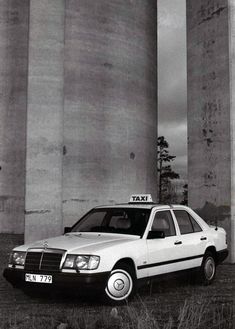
[94,204,191,211]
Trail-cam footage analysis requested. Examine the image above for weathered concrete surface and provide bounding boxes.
[25,0,65,242]
[0,0,157,241]
[63,0,157,226]
[187,0,235,261]
[0,1,29,234]
[228,0,235,266]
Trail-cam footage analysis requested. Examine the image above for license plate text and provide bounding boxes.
[25,273,52,284]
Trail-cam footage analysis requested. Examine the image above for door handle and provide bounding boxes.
[174,241,182,245]
[200,237,207,241]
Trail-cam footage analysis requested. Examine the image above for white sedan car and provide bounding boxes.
[3,195,228,303]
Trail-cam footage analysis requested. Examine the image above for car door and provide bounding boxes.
[172,209,207,270]
[145,210,186,277]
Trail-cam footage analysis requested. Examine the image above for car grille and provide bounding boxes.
[24,252,63,272]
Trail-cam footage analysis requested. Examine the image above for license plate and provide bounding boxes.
[25,273,52,284]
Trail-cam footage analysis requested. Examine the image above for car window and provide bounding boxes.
[190,215,202,232]
[109,212,131,230]
[151,211,176,237]
[174,210,202,234]
[74,211,107,232]
[72,208,150,236]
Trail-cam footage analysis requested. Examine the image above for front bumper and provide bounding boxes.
[3,268,110,292]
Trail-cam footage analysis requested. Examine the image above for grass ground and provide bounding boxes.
[0,234,234,329]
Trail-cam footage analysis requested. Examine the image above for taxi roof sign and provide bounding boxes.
[129,194,153,203]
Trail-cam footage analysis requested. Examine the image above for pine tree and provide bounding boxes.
[157,136,180,203]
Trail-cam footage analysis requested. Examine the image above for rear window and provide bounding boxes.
[174,210,202,234]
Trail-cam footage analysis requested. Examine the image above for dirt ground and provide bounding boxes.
[0,234,235,328]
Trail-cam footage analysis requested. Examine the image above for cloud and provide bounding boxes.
[158,122,187,160]
[158,0,187,178]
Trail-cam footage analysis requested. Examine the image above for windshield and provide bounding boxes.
[71,208,151,237]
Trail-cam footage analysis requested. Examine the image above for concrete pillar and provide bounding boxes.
[187,0,235,261]
[63,0,157,226]
[0,0,29,233]
[228,0,235,262]
[25,0,65,242]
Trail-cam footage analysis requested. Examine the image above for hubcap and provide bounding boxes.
[105,269,133,301]
[114,279,125,291]
[204,257,215,280]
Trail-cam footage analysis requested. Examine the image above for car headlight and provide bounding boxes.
[9,251,26,266]
[63,255,100,270]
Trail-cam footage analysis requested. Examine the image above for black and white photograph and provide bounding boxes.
[0,0,234,328]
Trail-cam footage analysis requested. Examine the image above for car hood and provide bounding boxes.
[15,233,140,254]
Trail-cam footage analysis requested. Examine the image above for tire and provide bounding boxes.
[104,263,136,303]
[199,251,216,285]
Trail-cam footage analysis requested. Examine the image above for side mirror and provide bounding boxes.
[147,230,165,239]
[64,227,72,234]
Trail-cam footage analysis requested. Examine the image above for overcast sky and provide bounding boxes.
[158,0,187,179]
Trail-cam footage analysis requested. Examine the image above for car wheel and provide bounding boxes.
[105,264,136,303]
[199,252,216,285]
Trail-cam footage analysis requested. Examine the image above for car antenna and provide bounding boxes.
[215,217,218,231]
